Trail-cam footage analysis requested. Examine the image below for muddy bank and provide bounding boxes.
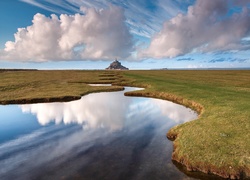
[0,96,81,105]
[167,132,250,179]
[124,90,203,114]
[0,86,124,105]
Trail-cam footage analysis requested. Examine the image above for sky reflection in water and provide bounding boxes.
[0,87,197,180]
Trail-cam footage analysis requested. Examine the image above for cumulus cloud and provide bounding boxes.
[1,6,133,62]
[140,0,250,58]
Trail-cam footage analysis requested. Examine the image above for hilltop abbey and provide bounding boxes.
[106,59,129,70]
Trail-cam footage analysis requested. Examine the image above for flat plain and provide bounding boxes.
[123,70,250,179]
[0,69,249,179]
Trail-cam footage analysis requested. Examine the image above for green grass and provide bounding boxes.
[0,69,249,178]
[121,70,250,179]
[0,70,123,104]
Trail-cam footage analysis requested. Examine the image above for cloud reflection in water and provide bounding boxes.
[0,87,198,180]
[20,90,131,131]
[20,87,197,132]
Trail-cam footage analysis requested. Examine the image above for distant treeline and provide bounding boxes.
[0,69,38,72]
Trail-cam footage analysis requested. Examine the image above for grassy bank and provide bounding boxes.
[0,70,123,104]
[121,70,250,179]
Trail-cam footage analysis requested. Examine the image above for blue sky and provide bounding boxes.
[0,0,250,69]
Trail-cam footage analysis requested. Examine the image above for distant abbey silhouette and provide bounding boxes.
[106,59,129,70]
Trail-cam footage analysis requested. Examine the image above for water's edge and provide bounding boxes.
[122,86,247,179]
[1,84,229,179]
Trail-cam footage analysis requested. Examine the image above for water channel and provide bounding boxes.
[0,86,198,180]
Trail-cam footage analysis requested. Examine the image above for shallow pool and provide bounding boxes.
[0,87,197,180]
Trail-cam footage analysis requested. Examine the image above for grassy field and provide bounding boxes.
[0,69,249,179]
[0,70,123,104]
[121,70,250,179]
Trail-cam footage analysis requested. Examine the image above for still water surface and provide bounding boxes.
[0,87,197,180]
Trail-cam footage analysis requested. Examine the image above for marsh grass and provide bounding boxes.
[0,70,123,104]
[121,70,250,179]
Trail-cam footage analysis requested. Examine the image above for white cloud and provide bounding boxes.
[140,0,250,59]
[1,6,133,62]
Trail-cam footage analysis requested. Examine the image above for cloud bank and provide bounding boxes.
[1,6,133,62]
[1,0,250,62]
[141,0,250,58]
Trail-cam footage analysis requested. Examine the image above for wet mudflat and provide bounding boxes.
[0,87,198,180]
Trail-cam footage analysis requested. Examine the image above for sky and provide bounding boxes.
[0,0,250,70]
